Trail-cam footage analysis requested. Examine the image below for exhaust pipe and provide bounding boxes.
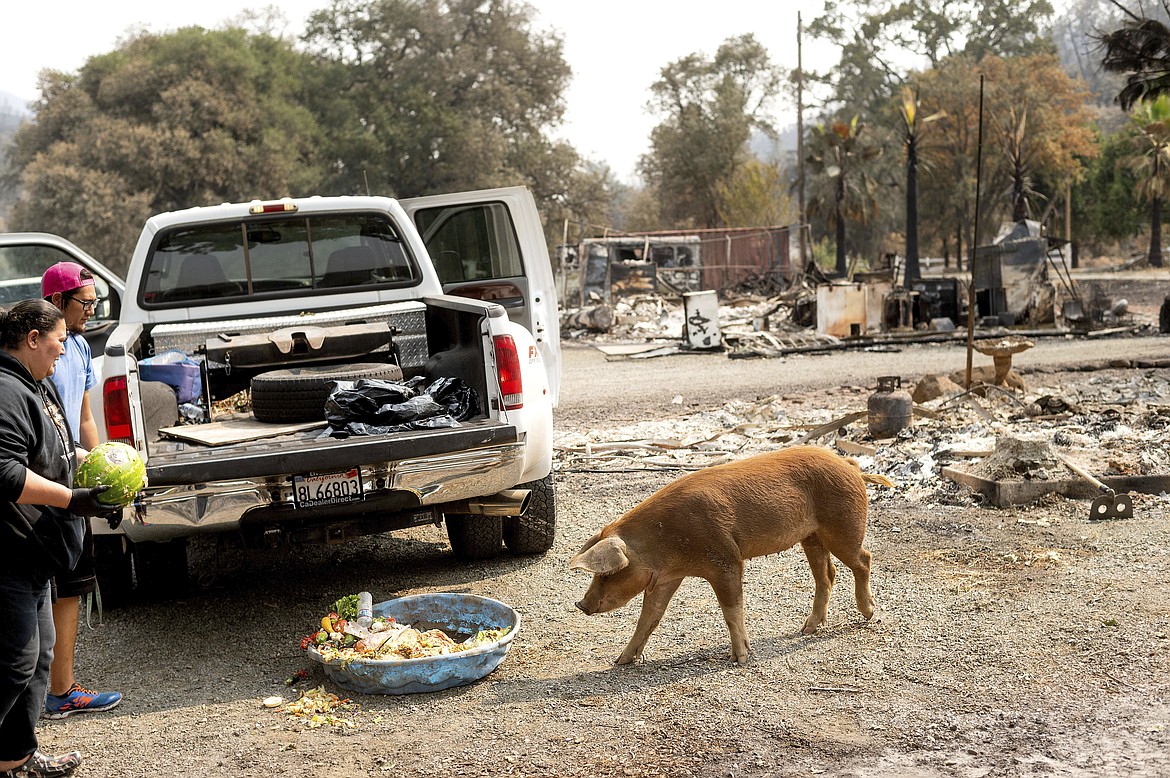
[439,489,530,517]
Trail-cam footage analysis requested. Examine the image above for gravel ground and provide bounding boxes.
[34,320,1170,777]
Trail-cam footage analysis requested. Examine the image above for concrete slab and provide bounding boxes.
[941,466,1170,508]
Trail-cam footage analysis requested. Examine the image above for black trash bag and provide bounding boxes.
[322,376,479,438]
[323,377,424,426]
[374,394,447,425]
[423,376,479,421]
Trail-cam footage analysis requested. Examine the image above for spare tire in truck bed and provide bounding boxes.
[250,362,403,423]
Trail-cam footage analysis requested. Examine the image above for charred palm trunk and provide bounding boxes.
[835,174,847,276]
[905,137,920,286]
[1012,179,1028,223]
[1152,195,1164,268]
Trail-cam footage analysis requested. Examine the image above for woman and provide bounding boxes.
[0,300,112,778]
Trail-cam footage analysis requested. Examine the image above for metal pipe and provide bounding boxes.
[437,489,531,517]
[966,74,985,388]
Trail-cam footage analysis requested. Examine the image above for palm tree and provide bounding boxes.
[1130,95,1170,267]
[1099,2,1170,110]
[804,116,881,277]
[897,88,944,286]
[997,105,1044,224]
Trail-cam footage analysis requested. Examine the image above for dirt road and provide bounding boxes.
[41,331,1170,777]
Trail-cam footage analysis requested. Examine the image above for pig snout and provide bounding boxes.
[575,575,641,615]
[574,580,609,615]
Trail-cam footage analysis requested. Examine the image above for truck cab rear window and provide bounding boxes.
[141,214,419,306]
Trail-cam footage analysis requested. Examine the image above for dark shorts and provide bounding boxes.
[52,520,96,600]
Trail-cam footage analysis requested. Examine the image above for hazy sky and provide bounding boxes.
[2,1,833,183]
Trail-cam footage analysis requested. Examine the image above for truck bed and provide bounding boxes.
[145,415,518,485]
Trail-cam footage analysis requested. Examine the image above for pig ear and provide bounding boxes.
[569,537,629,574]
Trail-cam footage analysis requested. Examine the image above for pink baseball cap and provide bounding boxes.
[42,262,96,297]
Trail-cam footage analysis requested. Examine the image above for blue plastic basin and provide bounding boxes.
[307,593,520,695]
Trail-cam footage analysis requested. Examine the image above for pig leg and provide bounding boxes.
[840,545,876,621]
[616,578,683,665]
[708,566,752,664]
[800,534,836,633]
[819,532,876,622]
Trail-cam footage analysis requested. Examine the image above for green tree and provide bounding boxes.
[302,0,571,198]
[1098,1,1170,109]
[809,0,1056,117]
[638,34,784,229]
[1052,0,1130,108]
[1128,94,1170,266]
[804,116,881,276]
[715,158,797,227]
[4,27,325,272]
[1072,128,1142,249]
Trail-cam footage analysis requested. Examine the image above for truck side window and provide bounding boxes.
[0,244,116,323]
[415,202,523,285]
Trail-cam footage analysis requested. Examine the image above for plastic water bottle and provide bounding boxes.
[356,591,373,627]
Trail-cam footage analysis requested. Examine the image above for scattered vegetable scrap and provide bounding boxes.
[278,686,358,729]
[284,668,310,686]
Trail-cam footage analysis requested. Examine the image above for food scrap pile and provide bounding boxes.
[279,687,357,729]
[301,595,510,663]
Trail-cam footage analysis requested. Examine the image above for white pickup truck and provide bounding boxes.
[1,186,561,592]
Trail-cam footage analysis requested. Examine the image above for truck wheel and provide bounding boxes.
[445,514,502,561]
[503,473,557,555]
[250,362,402,423]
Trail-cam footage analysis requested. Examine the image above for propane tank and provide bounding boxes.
[868,376,912,439]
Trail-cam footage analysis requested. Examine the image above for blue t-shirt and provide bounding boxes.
[50,333,96,445]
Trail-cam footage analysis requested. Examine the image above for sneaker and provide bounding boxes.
[43,683,122,719]
[0,750,82,777]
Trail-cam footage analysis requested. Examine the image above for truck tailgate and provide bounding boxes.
[146,417,518,485]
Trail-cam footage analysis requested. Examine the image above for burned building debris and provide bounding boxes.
[558,219,1154,363]
[553,362,1170,517]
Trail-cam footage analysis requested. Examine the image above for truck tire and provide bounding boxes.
[250,362,402,423]
[503,473,557,555]
[445,514,502,561]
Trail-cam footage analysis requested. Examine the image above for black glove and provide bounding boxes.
[105,508,125,531]
[68,486,113,517]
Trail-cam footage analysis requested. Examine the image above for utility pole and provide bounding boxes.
[796,12,808,268]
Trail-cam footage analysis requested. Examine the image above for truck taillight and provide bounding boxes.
[493,335,524,410]
[103,376,133,443]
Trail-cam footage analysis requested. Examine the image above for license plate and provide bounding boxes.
[293,468,364,509]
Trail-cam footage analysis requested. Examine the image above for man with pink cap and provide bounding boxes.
[39,262,122,721]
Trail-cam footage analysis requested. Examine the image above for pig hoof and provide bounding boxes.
[801,617,825,634]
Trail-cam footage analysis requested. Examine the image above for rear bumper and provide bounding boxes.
[115,442,527,543]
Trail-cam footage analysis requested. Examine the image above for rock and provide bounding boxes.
[911,374,964,403]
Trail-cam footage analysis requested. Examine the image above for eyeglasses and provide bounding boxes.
[66,295,102,312]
